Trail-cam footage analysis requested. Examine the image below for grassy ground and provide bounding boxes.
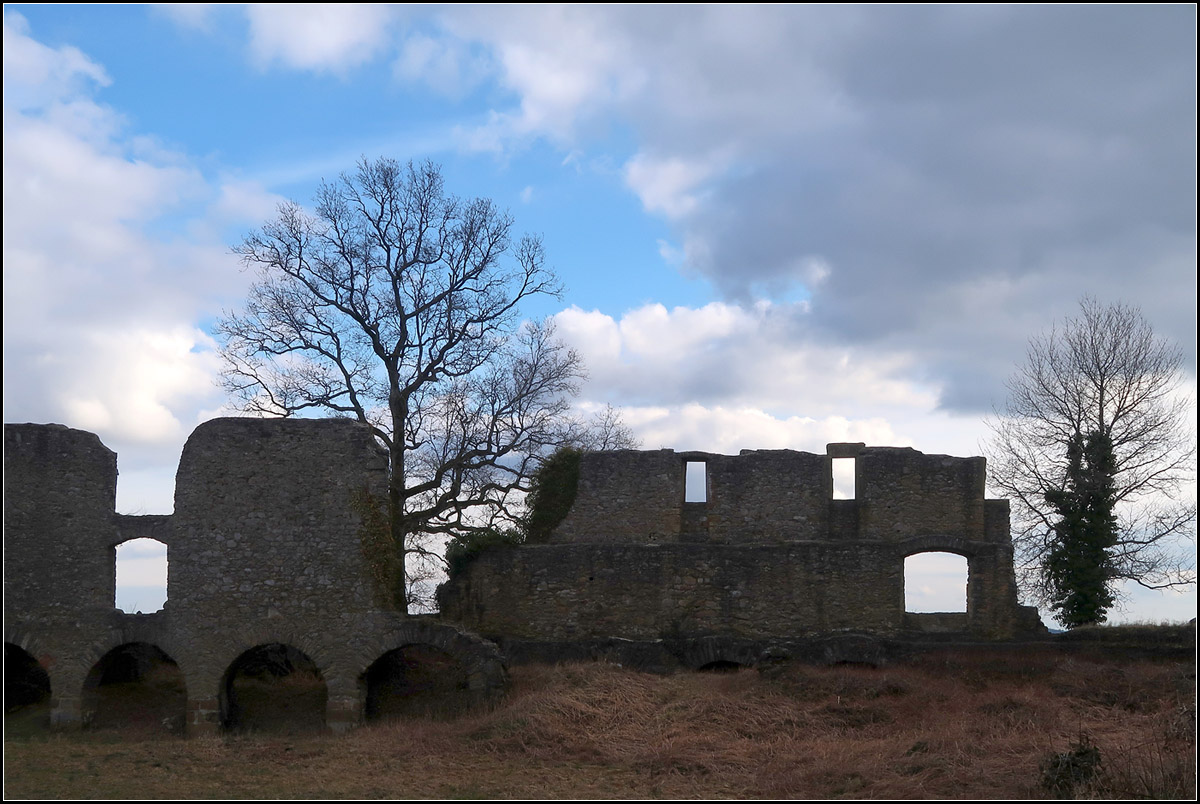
[5,647,1195,799]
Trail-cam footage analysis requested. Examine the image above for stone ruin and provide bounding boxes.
[4,418,1043,734]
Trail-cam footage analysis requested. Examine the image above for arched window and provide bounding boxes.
[904,551,968,613]
[114,538,168,613]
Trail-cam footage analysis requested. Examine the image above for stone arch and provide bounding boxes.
[356,621,507,722]
[5,642,52,733]
[81,642,187,734]
[904,552,969,613]
[219,643,328,734]
[898,537,991,634]
[671,635,760,672]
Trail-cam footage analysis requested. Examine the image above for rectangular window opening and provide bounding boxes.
[685,461,708,503]
[832,457,856,500]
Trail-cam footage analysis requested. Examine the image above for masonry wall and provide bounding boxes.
[5,420,1039,735]
[439,444,1041,641]
[4,420,506,734]
[4,425,123,725]
[438,542,901,641]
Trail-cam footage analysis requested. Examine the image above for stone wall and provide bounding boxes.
[3,420,506,734]
[5,421,1041,736]
[438,443,1042,641]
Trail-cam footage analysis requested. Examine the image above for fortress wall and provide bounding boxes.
[437,542,902,641]
[551,450,683,543]
[701,450,831,542]
[4,424,121,621]
[168,417,391,684]
[4,424,124,724]
[5,418,1038,732]
[856,448,987,541]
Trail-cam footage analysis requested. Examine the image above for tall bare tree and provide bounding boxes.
[986,297,1196,610]
[217,157,626,609]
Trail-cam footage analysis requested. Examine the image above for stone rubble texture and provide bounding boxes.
[5,421,1041,734]
[4,419,507,734]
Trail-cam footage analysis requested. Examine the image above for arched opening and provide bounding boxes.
[361,644,472,721]
[114,538,168,613]
[697,660,744,673]
[81,643,186,735]
[904,551,969,613]
[5,643,51,735]
[221,644,327,734]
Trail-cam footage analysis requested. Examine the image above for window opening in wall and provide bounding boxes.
[115,538,168,613]
[832,457,856,499]
[904,552,968,612]
[685,461,708,503]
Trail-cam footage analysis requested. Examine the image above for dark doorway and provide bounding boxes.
[221,643,327,734]
[362,644,473,720]
[82,642,186,735]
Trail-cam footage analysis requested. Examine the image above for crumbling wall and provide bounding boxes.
[3,419,507,734]
[856,448,987,542]
[5,419,1038,735]
[439,443,1041,641]
[552,450,683,542]
[4,424,124,726]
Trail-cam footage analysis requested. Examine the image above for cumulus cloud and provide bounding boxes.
[243,4,399,74]
[383,6,1195,416]
[2,13,264,513]
[2,11,110,106]
[554,301,988,460]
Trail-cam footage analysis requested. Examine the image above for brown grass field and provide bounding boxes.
[5,644,1195,799]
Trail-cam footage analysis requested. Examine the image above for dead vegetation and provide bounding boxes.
[5,647,1195,799]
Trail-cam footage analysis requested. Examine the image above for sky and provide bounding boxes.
[4,5,1196,624]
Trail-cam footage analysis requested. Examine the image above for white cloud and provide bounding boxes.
[623,152,721,220]
[554,301,940,417]
[244,4,398,74]
[2,11,110,108]
[554,301,990,461]
[380,5,1194,414]
[153,4,218,32]
[2,14,263,513]
[393,30,489,97]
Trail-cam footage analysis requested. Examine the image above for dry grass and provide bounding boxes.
[5,649,1195,799]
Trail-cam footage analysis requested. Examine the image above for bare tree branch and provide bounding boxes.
[985,296,1196,609]
[217,158,635,611]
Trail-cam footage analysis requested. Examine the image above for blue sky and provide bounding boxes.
[4,5,1195,623]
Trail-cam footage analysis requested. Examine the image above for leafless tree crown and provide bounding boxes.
[986,297,1196,602]
[216,157,631,608]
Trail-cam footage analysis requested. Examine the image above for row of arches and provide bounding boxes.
[5,640,476,736]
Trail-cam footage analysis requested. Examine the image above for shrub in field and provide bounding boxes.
[1040,734,1102,797]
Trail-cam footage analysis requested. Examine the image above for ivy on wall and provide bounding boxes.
[352,487,405,610]
[523,447,581,544]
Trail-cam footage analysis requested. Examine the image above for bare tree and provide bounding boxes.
[217,157,626,610]
[986,297,1196,608]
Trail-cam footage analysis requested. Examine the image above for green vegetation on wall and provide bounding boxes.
[524,447,582,544]
[352,487,405,610]
[442,447,582,579]
[444,528,524,579]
